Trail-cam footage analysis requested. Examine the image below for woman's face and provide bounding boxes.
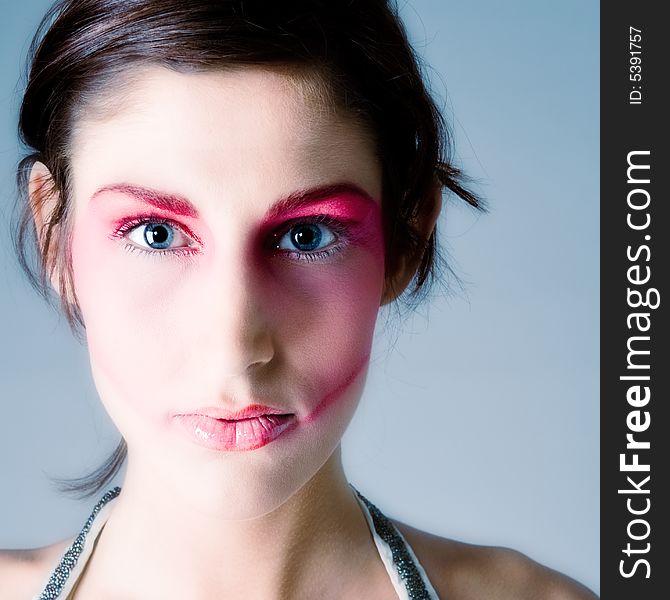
[66,66,385,517]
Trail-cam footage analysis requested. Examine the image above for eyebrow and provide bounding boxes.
[90,184,199,217]
[90,182,376,220]
[263,183,376,220]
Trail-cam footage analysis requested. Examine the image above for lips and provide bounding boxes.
[173,404,297,451]
[182,404,291,421]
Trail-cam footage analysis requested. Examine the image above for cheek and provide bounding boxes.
[264,217,385,418]
[70,215,192,415]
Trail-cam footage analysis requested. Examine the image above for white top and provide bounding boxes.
[34,486,442,599]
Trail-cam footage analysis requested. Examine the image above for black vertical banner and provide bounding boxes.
[601,2,669,598]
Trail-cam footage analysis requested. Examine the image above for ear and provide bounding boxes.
[28,161,65,295]
[380,183,443,306]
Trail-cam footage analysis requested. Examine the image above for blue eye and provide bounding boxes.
[126,221,192,251]
[277,223,336,253]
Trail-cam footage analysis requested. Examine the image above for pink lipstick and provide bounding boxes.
[172,404,297,451]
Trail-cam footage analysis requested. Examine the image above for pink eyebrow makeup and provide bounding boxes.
[262,183,379,226]
[90,184,200,217]
[89,181,380,233]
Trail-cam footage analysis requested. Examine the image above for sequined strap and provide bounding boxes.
[351,485,442,600]
[34,486,121,600]
[35,485,440,599]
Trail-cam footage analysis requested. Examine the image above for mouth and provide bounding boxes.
[172,404,297,452]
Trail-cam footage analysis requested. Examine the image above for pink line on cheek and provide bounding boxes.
[302,352,370,424]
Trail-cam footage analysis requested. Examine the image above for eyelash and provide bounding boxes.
[110,213,350,263]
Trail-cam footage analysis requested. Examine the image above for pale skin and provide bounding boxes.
[0,67,597,599]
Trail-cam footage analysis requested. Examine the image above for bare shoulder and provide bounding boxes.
[392,520,599,600]
[0,537,74,600]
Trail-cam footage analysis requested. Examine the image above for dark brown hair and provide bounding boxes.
[14,0,482,499]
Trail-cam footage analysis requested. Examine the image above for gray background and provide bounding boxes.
[0,0,599,594]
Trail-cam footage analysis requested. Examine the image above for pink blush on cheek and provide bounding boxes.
[261,197,385,427]
[70,211,175,405]
[70,217,129,378]
[279,250,381,427]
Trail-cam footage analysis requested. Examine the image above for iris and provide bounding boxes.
[290,224,322,251]
[143,223,174,249]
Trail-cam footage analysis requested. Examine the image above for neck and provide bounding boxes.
[80,446,380,599]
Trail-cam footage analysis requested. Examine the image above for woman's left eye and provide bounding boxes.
[275,222,337,253]
[126,221,193,251]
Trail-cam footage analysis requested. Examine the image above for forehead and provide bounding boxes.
[69,66,382,215]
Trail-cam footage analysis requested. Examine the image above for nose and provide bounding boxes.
[197,247,275,379]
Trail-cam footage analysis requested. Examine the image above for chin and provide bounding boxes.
[124,408,348,520]
[113,358,368,518]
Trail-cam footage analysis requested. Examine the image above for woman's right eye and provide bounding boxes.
[125,221,194,252]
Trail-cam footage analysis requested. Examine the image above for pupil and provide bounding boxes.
[151,226,168,244]
[292,225,321,251]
